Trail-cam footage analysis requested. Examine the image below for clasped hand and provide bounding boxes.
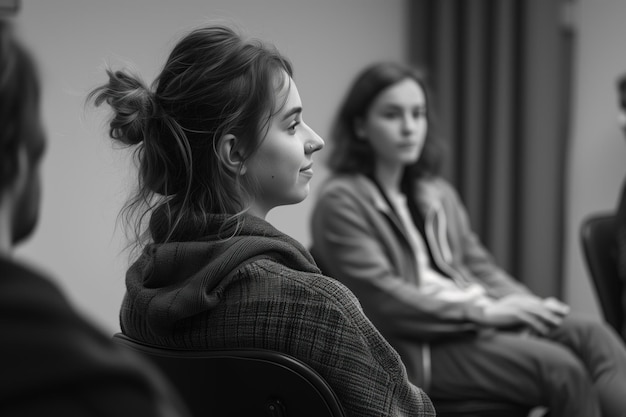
[478,294,570,335]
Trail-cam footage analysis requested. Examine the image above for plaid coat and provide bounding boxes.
[120,214,434,417]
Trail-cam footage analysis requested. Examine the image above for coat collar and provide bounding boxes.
[352,174,395,216]
[352,173,444,216]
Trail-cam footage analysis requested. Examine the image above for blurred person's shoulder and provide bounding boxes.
[0,255,188,417]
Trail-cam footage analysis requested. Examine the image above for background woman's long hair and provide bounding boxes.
[328,61,446,188]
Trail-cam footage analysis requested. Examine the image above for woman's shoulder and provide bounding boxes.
[416,174,455,190]
[415,175,462,205]
[241,258,363,315]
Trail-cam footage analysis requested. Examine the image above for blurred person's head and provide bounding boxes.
[328,61,444,182]
[90,24,323,247]
[0,20,45,251]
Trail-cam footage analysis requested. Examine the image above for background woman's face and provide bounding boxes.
[357,78,428,170]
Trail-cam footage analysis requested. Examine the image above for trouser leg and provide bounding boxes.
[546,314,626,417]
[429,330,601,417]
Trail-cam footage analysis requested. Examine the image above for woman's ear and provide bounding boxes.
[217,133,247,175]
[353,117,366,140]
[0,146,28,218]
[4,146,28,198]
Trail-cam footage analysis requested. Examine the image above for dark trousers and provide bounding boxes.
[429,314,626,417]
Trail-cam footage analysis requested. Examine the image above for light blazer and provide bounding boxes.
[310,174,530,391]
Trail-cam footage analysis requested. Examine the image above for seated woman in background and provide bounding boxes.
[88,25,434,417]
[310,61,626,417]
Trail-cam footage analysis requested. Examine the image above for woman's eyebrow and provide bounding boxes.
[281,106,302,121]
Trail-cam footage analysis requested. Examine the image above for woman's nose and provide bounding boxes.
[305,123,324,153]
[402,114,417,132]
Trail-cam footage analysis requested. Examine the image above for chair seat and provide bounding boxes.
[431,399,550,417]
[432,398,532,417]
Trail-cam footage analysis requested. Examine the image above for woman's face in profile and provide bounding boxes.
[243,74,324,218]
[356,78,428,170]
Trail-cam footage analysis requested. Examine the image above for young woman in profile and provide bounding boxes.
[89,25,434,417]
[310,61,626,417]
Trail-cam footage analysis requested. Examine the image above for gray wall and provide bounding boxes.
[15,0,408,333]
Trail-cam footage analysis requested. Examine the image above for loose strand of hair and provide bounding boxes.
[159,114,194,245]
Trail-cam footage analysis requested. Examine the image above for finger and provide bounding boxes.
[517,311,551,335]
[528,307,564,329]
[543,298,570,316]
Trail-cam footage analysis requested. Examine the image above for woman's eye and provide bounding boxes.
[414,108,427,118]
[288,121,300,133]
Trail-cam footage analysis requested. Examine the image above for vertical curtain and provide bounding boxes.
[408,0,575,297]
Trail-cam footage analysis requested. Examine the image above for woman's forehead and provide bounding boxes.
[273,74,301,114]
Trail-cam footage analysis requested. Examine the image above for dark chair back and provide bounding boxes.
[580,213,624,335]
[112,333,346,417]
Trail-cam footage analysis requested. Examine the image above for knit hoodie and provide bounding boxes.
[121,214,320,338]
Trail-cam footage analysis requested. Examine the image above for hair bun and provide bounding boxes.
[94,69,156,146]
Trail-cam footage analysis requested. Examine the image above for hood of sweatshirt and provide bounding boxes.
[124,214,320,336]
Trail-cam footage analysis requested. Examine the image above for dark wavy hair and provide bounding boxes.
[328,62,444,183]
[89,25,293,248]
[0,20,40,203]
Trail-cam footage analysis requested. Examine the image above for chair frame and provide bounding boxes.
[112,333,346,417]
[580,213,624,335]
